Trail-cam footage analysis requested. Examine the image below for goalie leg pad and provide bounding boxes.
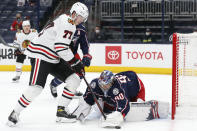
[72,97,91,121]
[156,100,169,119]
[85,99,104,120]
[125,100,169,122]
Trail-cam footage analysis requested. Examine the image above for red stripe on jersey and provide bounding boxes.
[29,45,58,59]
[32,59,39,85]
[136,78,145,101]
[55,46,66,49]
[20,97,29,105]
[63,91,74,96]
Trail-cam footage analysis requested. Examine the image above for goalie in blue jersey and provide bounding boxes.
[73,70,169,128]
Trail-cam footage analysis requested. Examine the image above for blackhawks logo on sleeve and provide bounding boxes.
[22,40,31,48]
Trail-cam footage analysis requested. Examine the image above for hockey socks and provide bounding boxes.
[58,87,74,107]
[13,86,43,114]
[13,62,23,82]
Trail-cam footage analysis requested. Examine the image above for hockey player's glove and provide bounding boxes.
[69,57,84,75]
[14,49,23,56]
[22,40,30,48]
[82,54,92,67]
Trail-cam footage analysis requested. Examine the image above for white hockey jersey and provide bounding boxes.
[14,29,38,52]
[25,14,76,63]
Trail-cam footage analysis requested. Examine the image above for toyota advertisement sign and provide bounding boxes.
[86,44,172,68]
[0,43,172,70]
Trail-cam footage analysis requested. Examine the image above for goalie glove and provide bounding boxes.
[72,97,91,121]
[100,111,124,128]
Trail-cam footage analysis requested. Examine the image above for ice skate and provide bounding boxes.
[56,106,77,123]
[12,76,20,82]
[7,110,19,127]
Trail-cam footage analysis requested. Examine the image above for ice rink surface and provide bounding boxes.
[0,72,197,131]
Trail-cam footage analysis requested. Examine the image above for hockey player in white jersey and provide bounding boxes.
[7,2,89,127]
[12,20,38,82]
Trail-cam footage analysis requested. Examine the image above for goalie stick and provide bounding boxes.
[0,35,20,49]
[81,74,121,129]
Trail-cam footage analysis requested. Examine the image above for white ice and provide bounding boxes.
[0,72,197,131]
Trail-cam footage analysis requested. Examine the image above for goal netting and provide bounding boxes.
[172,33,197,120]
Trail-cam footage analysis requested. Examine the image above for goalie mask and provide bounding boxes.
[70,2,89,23]
[98,70,115,90]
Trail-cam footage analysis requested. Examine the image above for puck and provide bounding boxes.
[115,126,121,129]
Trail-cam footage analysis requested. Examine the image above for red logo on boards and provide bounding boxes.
[105,46,121,64]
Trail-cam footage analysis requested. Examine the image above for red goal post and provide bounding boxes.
[172,32,197,120]
[172,33,177,120]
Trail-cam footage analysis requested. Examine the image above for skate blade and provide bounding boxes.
[56,117,77,123]
[6,121,17,127]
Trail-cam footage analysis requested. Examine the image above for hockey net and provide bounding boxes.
[172,33,197,120]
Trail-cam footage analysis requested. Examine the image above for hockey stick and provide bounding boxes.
[0,35,20,49]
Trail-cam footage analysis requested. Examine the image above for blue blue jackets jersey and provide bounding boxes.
[83,71,141,117]
[72,24,90,55]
